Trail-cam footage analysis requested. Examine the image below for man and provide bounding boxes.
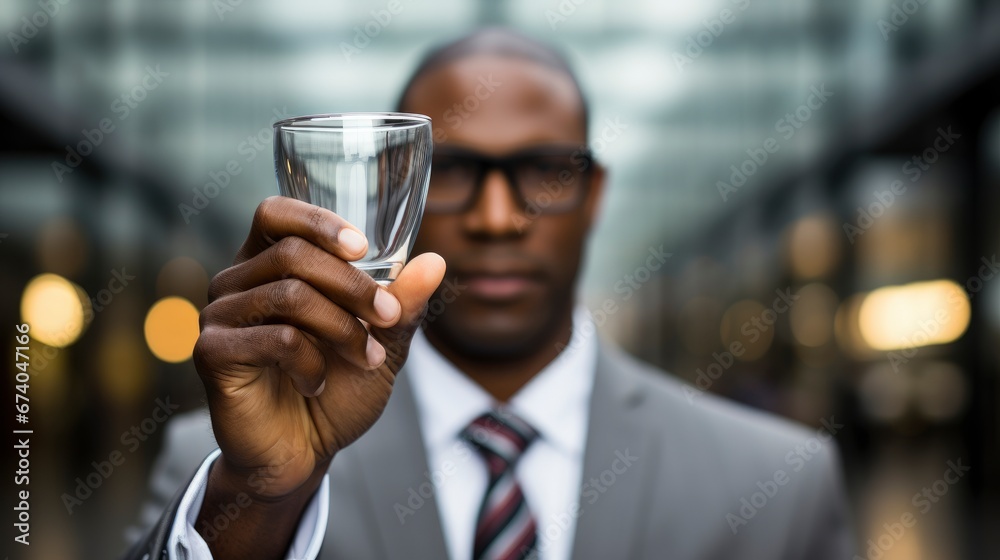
[127,28,854,560]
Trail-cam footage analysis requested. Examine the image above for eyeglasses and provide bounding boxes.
[425,145,594,214]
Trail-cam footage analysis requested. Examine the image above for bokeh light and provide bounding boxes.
[787,214,841,279]
[20,273,91,348]
[858,280,971,351]
[144,296,200,363]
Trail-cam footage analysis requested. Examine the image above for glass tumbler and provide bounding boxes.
[273,113,433,283]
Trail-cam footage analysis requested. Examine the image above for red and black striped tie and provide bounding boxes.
[460,409,540,560]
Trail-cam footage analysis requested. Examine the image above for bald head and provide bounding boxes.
[396,27,589,138]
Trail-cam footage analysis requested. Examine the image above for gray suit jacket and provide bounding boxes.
[127,341,854,560]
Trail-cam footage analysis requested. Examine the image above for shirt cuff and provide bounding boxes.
[166,448,330,560]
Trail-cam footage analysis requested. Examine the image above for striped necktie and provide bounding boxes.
[460,409,540,560]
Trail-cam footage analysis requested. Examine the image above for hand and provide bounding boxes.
[193,196,444,558]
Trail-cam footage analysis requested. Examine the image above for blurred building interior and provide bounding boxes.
[1,0,999,558]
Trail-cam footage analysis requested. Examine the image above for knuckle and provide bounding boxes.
[272,325,302,354]
[270,236,308,270]
[202,293,243,328]
[254,196,282,227]
[192,330,219,373]
[199,302,218,330]
[207,270,231,302]
[270,278,309,312]
[307,204,327,232]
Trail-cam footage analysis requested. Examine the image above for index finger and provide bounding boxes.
[234,196,369,265]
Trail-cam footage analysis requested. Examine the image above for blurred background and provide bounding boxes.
[1,0,998,558]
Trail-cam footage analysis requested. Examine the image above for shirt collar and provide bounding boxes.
[406,305,598,457]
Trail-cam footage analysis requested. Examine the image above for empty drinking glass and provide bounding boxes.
[273,113,433,283]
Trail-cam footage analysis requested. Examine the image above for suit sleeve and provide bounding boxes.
[795,442,856,560]
[120,451,198,560]
[121,411,215,559]
[121,413,330,559]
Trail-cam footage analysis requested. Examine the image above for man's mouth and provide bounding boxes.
[463,273,542,300]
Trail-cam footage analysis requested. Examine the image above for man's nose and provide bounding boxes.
[462,169,526,238]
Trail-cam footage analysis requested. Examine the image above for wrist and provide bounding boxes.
[213,454,330,505]
[194,454,331,559]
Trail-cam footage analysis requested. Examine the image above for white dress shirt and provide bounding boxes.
[168,448,328,559]
[168,306,597,560]
[406,306,597,560]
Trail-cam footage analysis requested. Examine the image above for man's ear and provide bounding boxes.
[581,162,606,231]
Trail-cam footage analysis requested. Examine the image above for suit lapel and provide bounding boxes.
[569,342,659,560]
[351,368,451,560]
[348,342,660,560]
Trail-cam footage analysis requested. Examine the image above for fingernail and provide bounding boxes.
[373,289,400,322]
[311,379,327,397]
[338,228,367,255]
[366,336,386,368]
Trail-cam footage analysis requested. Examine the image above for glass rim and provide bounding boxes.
[273,112,431,130]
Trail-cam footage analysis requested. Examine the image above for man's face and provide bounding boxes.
[403,54,605,360]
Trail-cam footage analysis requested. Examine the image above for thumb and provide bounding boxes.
[371,252,446,366]
[388,252,447,319]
